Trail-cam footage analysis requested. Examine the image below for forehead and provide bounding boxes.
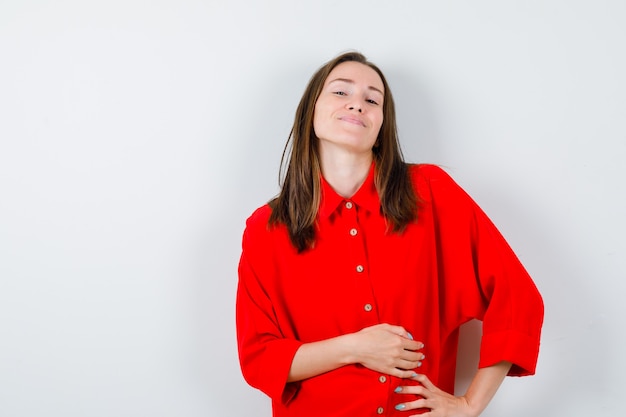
[325,61,384,92]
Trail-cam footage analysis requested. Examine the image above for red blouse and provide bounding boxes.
[236,164,543,417]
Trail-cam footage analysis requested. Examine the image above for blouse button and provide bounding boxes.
[345,201,353,209]
[377,407,384,414]
[379,375,387,383]
[349,228,358,236]
[356,265,364,273]
[364,303,373,312]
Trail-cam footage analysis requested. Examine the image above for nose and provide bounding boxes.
[348,105,362,113]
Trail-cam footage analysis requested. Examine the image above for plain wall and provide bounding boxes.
[1,1,625,416]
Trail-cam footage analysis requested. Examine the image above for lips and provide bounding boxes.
[339,115,365,127]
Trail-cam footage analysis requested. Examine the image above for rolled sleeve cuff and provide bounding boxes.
[244,338,304,404]
[478,329,541,376]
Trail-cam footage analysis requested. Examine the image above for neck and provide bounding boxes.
[319,146,373,198]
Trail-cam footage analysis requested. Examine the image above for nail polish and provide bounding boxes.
[395,404,406,410]
[407,332,413,340]
[394,386,402,393]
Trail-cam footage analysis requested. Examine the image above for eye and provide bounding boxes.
[333,91,347,96]
[366,98,380,105]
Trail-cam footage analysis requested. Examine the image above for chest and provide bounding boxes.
[267,208,439,341]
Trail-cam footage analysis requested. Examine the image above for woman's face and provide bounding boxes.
[313,61,384,156]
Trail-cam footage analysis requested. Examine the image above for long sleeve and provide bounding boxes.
[236,208,303,404]
[424,165,544,376]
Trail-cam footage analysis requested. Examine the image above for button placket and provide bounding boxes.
[341,199,384,414]
[342,199,376,320]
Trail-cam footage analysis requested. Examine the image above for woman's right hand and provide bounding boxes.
[349,323,425,378]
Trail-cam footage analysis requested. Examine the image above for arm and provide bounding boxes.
[392,166,543,415]
[427,165,544,376]
[462,361,512,414]
[394,360,512,416]
[288,323,425,382]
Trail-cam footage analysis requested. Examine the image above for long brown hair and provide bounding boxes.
[269,51,418,252]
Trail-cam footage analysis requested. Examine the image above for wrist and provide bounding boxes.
[460,394,484,417]
[338,332,359,366]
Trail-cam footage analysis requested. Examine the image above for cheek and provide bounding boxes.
[312,112,322,136]
[312,105,330,136]
[373,114,384,133]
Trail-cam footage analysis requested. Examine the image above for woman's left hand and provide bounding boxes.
[394,373,478,417]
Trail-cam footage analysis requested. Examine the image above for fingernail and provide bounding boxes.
[394,386,402,393]
[422,354,426,360]
[419,343,424,349]
[411,372,418,378]
[417,361,422,367]
[395,404,406,410]
[407,332,413,340]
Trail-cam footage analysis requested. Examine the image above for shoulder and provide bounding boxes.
[408,164,463,201]
[241,205,272,257]
[241,203,294,266]
[246,204,272,228]
[243,203,288,244]
[243,204,273,241]
[408,163,454,184]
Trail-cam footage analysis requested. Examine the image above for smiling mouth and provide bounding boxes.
[339,116,365,127]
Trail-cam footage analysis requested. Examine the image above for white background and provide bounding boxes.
[1,1,625,416]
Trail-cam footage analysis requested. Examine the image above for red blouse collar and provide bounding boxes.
[319,163,379,219]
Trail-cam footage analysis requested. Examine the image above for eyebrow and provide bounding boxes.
[328,78,384,96]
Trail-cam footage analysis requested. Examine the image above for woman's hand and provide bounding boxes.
[394,361,512,416]
[394,374,477,417]
[349,323,425,378]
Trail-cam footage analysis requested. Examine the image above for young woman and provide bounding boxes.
[236,51,543,416]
